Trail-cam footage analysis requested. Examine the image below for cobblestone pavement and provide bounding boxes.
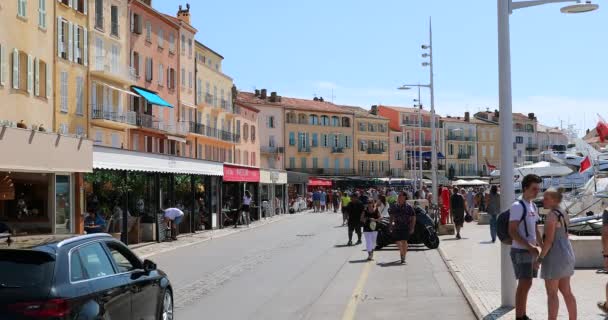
[438,222,608,319]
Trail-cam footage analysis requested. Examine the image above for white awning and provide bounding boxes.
[260,169,287,184]
[93,81,140,97]
[167,135,187,143]
[181,102,197,108]
[93,146,223,176]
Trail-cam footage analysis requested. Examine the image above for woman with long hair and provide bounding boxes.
[361,201,380,261]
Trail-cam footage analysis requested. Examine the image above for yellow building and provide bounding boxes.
[283,97,354,176]
[341,106,390,177]
[88,0,136,148]
[474,111,501,175]
[443,112,478,178]
[187,40,237,162]
[54,0,89,137]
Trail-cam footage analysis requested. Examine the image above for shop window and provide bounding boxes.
[55,175,72,234]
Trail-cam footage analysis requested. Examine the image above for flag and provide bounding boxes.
[485,159,497,172]
[597,120,608,143]
[579,156,592,173]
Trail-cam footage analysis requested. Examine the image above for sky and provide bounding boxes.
[155,0,607,135]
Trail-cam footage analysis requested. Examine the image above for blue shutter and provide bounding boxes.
[289,132,295,146]
[323,157,329,169]
[329,134,335,149]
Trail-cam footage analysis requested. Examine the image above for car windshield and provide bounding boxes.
[0,250,55,288]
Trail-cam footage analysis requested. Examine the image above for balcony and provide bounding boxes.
[457,153,473,159]
[91,56,137,83]
[298,146,311,153]
[525,143,538,151]
[136,113,156,130]
[514,127,534,133]
[184,121,238,142]
[166,121,188,136]
[332,147,345,154]
[287,168,356,176]
[367,148,385,154]
[447,135,476,142]
[91,108,137,129]
[261,146,284,154]
[401,120,439,128]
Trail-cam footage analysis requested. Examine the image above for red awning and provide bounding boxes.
[223,165,260,182]
[308,178,332,187]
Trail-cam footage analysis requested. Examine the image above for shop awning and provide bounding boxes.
[131,86,173,108]
[260,169,287,184]
[0,126,92,173]
[93,146,222,176]
[308,178,332,187]
[287,171,309,184]
[223,164,260,182]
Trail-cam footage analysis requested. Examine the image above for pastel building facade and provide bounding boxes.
[233,103,260,167]
[513,113,538,165]
[443,113,478,178]
[343,106,390,177]
[472,112,501,175]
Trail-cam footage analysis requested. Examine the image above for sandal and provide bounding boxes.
[597,301,608,313]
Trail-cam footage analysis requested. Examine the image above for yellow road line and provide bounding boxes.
[341,261,372,320]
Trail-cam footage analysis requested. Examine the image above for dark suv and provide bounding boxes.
[0,233,173,319]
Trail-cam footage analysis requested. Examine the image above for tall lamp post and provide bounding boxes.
[497,0,598,307]
[398,17,438,206]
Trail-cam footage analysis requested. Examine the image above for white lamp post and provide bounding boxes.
[497,0,598,307]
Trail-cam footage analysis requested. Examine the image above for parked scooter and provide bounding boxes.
[376,205,440,250]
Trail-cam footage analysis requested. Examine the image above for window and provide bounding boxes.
[70,250,86,282]
[243,123,249,141]
[75,0,85,14]
[395,135,401,143]
[95,0,103,30]
[322,134,328,147]
[34,59,48,98]
[481,145,487,157]
[309,115,319,125]
[76,126,84,136]
[38,0,46,28]
[188,39,192,57]
[490,146,495,157]
[269,135,276,147]
[169,33,175,53]
[95,131,103,145]
[78,243,115,280]
[301,157,307,169]
[58,19,68,60]
[289,132,295,146]
[268,116,275,128]
[515,136,523,144]
[167,67,176,89]
[448,144,454,155]
[312,158,318,168]
[106,242,138,273]
[181,34,185,54]
[332,116,339,127]
[312,133,318,147]
[181,68,185,87]
[251,126,256,142]
[395,151,402,160]
[188,71,192,89]
[76,76,83,115]
[289,157,295,168]
[145,57,153,82]
[321,116,330,126]
[345,136,350,148]
[131,13,142,34]
[158,29,164,48]
[74,26,84,65]
[60,71,68,112]
[145,21,151,42]
[517,150,522,157]
[132,51,140,76]
[111,5,119,36]
[18,0,27,17]
[157,63,164,86]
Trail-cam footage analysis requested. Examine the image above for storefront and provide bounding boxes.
[287,171,309,204]
[90,146,222,244]
[222,164,260,226]
[259,169,288,218]
[307,178,333,191]
[0,126,93,235]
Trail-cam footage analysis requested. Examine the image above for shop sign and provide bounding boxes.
[223,165,260,182]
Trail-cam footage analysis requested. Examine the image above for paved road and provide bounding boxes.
[149,213,475,320]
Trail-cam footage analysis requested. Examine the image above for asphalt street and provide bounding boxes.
[149,213,475,320]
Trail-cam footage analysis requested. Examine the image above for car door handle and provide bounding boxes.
[130,285,142,293]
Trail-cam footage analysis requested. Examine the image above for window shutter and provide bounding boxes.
[12,49,19,90]
[57,17,63,57]
[46,63,51,99]
[138,54,142,79]
[83,27,88,66]
[73,24,78,61]
[329,134,335,148]
[34,57,39,96]
[0,44,5,86]
[83,0,87,14]
[117,91,123,113]
[130,13,134,32]
[91,82,97,109]
[68,0,73,8]
[26,54,33,94]
[68,21,73,62]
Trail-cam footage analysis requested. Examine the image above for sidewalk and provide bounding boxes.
[130,212,301,259]
[438,222,607,319]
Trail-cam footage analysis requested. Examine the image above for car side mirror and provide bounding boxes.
[142,259,157,272]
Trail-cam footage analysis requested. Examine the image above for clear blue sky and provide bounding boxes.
[155,0,606,134]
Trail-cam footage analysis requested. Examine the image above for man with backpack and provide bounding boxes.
[508,174,543,320]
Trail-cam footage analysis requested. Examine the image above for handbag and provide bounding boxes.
[464,213,473,223]
[369,220,377,231]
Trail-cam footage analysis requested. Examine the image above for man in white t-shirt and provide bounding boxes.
[164,207,184,241]
[508,174,543,320]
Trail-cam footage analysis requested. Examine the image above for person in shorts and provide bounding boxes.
[508,174,542,320]
[164,207,184,241]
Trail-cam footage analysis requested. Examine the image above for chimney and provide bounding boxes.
[269,91,277,102]
[464,112,470,122]
[319,97,324,102]
[528,112,535,120]
[313,97,319,101]
[370,105,378,115]
[254,89,260,97]
[260,89,267,99]
[177,4,191,25]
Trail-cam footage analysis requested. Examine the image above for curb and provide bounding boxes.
[135,213,296,259]
[437,245,488,320]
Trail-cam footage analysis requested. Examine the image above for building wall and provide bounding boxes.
[257,105,285,170]
[233,106,260,167]
[476,122,501,175]
[378,106,400,131]
[513,115,537,165]
[284,110,354,175]
[354,117,390,176]
[0,0,55,130]
[176,24,195,111]
[443,120,478,177]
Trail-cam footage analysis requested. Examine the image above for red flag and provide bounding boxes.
[579,156,592,173]
[597,120,608,143]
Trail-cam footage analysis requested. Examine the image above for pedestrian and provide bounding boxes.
[163,207,184,240]
[537,188,577,320]
[508,174,542,320]
[477,187,486,213]
[320,189,327,212]
[440,185,451,225]
[341,192,351,226]
[466,188,476,220]
[312,189,321,212]
[377,195,389,218]
[236,190,252,228]
[485,185,501,243]
[389,192,416,264]
[598,208,608,314]
[450,187,467,239]
[84,207,106,234]
[327,190,334,212]
[332,190,341,213]
[346,192,364,246]
[362,201,381,261]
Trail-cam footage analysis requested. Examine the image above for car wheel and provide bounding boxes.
[159,289,174,320]
[424,234,440,249]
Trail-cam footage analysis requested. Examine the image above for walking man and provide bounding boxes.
[346,192,364,246]
[509,174,542,320]
[312,189,321,213]
[450,187,466,239]
[389,192,416,264]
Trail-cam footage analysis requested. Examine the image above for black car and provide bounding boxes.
[0,233,173,320]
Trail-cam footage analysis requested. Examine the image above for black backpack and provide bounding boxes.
[497,200,531,245]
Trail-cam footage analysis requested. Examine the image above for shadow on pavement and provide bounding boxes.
[349,259,371,264]
[377,260,404,267]
[408,247,431,252]
[443,237,469,241]
[479,240,495,244]
[334,244,352,248]
[482,306,513,320]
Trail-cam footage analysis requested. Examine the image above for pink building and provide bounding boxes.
[128,0,180,155]
[233,102,261,167]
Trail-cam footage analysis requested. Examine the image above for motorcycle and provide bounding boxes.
[376,206,440,250]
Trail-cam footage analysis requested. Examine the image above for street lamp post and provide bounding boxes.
[497,0,598,307]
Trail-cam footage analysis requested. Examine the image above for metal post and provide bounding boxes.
[498,0,516,307]
[402,127,406,178]
[190,175,196,233]
[121,171,129,245]
[429,18,439,207]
